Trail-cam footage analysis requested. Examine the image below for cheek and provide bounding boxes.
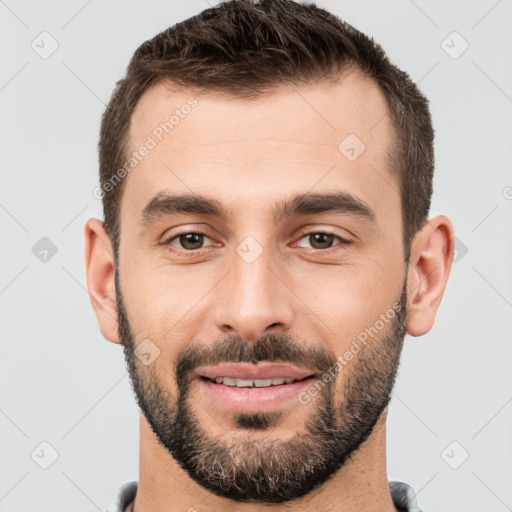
[288,255,404,347]
[119,260,216,351]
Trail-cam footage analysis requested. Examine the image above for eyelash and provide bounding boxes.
[162,229,352,256]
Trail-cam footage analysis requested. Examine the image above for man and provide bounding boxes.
[85,0,454,510]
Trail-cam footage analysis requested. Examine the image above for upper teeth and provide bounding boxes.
[213,377,297,387]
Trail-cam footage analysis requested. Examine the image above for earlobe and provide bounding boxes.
[405,215,454,337]
[84,218,121,344]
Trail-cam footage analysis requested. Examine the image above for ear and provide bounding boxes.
[84,218,120,344]
[405,215,455,337]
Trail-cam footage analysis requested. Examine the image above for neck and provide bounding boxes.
[132,409,397,512]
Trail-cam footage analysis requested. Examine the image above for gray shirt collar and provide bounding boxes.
[105,479,424,512]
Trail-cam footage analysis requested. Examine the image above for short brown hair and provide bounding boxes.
[99,0,434,259]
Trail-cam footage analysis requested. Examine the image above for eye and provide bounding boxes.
[166,231,214,251]
[295,232,351,250]
[162,230,350,254]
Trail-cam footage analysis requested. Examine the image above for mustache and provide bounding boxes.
[174,334,338,389]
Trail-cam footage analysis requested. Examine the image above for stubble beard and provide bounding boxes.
[116,268,408,503]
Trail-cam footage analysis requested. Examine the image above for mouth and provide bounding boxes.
[193,363,317,412]
[201,375,308,388]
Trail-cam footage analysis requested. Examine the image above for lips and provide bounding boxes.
[207,376,299,388]
[195,362,315,382]
[192,363,317,412]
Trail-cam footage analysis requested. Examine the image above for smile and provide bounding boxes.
[194,363,317,412]
[202,376,307,388]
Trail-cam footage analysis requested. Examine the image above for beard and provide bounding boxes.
[115,268,408,504]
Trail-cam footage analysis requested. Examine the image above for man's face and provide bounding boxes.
[116,72,408,502]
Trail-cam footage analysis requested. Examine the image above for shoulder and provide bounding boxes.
[389,480,424,512]
[104,480,138,512]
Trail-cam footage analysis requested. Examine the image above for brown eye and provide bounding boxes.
[308,233,335,249]
[296,232,350,251]
[169,232,211,250]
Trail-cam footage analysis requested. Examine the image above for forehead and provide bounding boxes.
[122,71,398,229]
[129,71,393,151]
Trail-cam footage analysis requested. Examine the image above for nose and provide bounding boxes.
[213,244,295,342]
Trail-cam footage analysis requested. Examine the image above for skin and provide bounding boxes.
[85,69,454,511]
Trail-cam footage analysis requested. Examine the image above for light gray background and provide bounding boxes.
[0,1,511,511]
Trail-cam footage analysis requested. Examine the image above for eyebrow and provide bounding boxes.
[139,191,376,227]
